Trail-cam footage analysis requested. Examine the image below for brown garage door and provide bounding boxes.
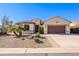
[48,25,65,34]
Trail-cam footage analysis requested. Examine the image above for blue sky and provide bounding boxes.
[0,3,79,24]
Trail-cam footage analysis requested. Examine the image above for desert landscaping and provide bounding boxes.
[0,34,53,48]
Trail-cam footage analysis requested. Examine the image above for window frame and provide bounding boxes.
[24,24,29,31]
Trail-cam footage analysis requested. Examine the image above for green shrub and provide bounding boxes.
[35,32,40,37]
[39,25,44,34]
[34,32,43,44]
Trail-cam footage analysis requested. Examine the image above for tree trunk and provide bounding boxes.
[18,31,22,37]
[13,31,19,37]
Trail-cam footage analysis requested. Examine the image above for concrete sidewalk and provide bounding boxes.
[0,48,79,56]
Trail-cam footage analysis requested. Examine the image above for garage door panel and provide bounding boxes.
[48,25,65,34]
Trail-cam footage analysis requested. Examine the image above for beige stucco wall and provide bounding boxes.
[44,17,71,34]
[29,24,35,33]
[65,25,70,34]
[43,25,48,34]
[44,17,70,25]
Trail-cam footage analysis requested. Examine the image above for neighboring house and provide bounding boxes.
[16,16,72,34]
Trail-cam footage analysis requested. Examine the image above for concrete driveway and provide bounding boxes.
[47,34,79,48]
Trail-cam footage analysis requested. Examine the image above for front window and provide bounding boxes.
[24,25,29,30]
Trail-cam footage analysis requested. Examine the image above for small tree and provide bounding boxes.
[1,16,10,34]
[9,24,24,37]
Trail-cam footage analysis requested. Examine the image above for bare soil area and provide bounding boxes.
[0,35,52,48]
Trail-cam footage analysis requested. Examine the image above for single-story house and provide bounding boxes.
[44,16,72,34]
[16,16,72,34]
